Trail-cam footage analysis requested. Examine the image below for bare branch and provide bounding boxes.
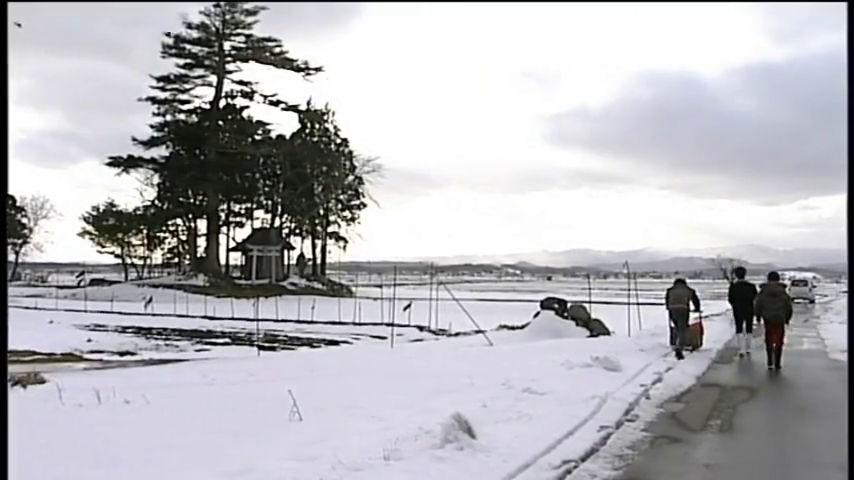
[714,255,740,285]
[355,154,385,183]
[355,154,384,208]
[19,194,60,255]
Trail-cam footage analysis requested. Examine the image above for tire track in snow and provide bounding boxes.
[500,352,669,480]
[501,312,730,480]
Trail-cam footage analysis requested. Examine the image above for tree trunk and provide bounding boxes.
[204,193,222,275]
[187,218,198,272]
[9,248,22,282]
[121,257,129,282]
[224,201,232,277]
[320,206,330,278]
[284,224,293,277]
[310,219,319,277]
[271,198,279,230]
[130,257,143,280]
[202,36,227,277]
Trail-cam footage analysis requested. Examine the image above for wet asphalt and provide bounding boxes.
[615,302,848,480]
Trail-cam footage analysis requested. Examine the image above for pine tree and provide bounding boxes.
[108,2,321,276]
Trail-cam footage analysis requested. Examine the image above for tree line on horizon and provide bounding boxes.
[49,2,378,283]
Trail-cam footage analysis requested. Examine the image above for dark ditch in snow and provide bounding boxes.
[7,349,189,375]
[75,323,354,352]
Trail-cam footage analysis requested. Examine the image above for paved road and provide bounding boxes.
[615,301,848,480]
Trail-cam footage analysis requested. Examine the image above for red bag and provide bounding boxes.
[687,316,705,350]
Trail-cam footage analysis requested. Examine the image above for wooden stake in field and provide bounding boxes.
[310,298,316,322]
[623,261,632,337]
[379,274,385,324]
[434,265,441,330]
[586,273,594,317]
[427,264,434,329]
[82,273,88,312]
[390,265,399,349]
[391,264,398,325]
[352,272,360,323]
[441,282,493,346]
[254,297,261,357]
[337,250,343,322]
[288,389,304,422]
[633,273,643,332]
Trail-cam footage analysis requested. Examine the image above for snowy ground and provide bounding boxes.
[816,296,848,362]
[11,308,733,480]
[9,281,846,480]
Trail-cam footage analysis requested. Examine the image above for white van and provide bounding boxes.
[788,277,817,304]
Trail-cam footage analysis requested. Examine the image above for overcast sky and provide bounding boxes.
[8,2,847,263]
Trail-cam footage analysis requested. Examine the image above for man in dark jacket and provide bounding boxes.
[728,266,758,357]
[666,278,702,360]
[755,271,794,370]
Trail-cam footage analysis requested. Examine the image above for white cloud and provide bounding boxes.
[9,3,846,263]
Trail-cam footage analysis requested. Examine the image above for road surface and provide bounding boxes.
[615,301,848,480]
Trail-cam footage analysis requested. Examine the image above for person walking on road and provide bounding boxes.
[666,278,702,361]
[728,266,758,357]
[755,271,794,371]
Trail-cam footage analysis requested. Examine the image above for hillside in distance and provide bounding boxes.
[420,245,847,271]
[13,244,847,279]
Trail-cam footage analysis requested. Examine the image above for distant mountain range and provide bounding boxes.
[416,245,848,273]
[12,245,847,278]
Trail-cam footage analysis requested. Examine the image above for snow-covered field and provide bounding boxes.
[8,279,847,480]
[8,308,441,363]
[9,278,738,337]
[10,308,734,480]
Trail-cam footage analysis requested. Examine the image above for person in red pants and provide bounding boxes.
[755,271,794,370]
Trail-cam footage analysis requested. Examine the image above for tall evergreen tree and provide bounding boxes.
[289,104,369,276]
[108,2,321,276]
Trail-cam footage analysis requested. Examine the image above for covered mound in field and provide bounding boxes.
[534,297,613,337]
[524,310,591,340]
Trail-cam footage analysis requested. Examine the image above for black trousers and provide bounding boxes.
[668,308,690,351]
[734,314,754,334]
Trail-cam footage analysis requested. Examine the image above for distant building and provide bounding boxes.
[229,228,295,283]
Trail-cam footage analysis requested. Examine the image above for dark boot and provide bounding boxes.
[774,345,783,370]
[766,344,775,370]
[675,349,685,360]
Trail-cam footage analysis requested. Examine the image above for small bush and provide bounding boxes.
[8,372,48,389]
[437,412,477,449]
